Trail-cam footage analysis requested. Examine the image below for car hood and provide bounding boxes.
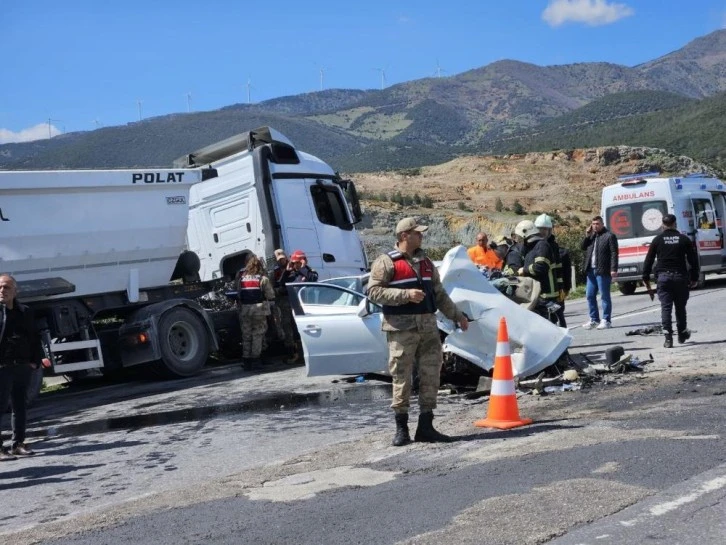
[437,245,571,378]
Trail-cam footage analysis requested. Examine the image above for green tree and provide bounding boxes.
[421,196,434,208]
[495,197,504,212]
[513,200,525,215]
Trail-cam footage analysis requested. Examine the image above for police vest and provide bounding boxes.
[239,274,265,304]
[382,251,437,316]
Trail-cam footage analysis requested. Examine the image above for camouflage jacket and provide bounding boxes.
[367,246,465,332]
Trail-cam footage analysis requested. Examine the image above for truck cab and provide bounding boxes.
[179,127,367,281]
[602,173,726,294]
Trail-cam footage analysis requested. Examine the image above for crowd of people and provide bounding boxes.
[235,248,319,370]
[466,214,572,327]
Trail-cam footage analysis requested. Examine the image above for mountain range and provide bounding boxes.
[2,29,725,173]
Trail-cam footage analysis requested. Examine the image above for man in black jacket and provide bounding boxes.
[581,216,619,329]
[642,214,699,348]
[0,274,44,460]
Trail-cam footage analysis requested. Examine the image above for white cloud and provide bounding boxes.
[542,0,634,27]
[0,123,60,144]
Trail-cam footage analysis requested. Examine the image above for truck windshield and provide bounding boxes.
[605,201,668,239]
[310,184,353,231]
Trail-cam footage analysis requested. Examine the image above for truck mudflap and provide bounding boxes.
[118,299,219,377]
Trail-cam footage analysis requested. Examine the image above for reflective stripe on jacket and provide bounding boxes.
[381,250,437,316]
[239,274,265,304]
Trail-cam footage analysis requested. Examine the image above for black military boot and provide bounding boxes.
[392,413,411,447]
[664,334,673,348]
[677,329,691,344]
[414,412,453,443]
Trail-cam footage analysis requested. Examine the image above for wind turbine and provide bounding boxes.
[47,118,62,139]
[434,59,446,78]
[186,92,193,113]
[92,118,102,129]
[245,77,256,104]
[136,99,143,121]
[319,66,327,91]
[372,67,387,89]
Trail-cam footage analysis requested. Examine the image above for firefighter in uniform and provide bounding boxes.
[367,217,469,446]
[523,217,560,307]
[503,220,536,276]
[642,213,699,348]
[238,256,275,370]
[534,214,566,322]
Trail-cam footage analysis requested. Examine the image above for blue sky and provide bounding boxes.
[1,0,725,143]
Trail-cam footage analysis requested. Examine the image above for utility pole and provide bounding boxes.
[186,92,192,113]
[137,99,143,121]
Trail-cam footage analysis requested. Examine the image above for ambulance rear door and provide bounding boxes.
[689,192,721,273]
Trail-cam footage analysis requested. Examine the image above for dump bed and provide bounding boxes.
[0,168,205,301]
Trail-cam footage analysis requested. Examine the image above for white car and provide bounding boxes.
[286,246,571,379]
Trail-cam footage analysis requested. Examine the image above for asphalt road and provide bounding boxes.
[1,277,725,544]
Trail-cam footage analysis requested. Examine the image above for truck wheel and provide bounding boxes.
[618,281,637,296]
[153,307,210,378]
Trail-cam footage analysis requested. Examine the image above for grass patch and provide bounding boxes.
[40,381,68,394]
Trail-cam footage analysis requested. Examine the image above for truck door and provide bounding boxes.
[308,180,366,275]
[691,195,721,272]
[272,178,321,264]
[273,177,366,277]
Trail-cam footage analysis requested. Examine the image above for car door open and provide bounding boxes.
[286,283,388,376]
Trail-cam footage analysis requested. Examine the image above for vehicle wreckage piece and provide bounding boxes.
[437,246,572,378]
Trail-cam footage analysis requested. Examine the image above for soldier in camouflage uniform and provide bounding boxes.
[238,256,275,370]
[367,217,469,446]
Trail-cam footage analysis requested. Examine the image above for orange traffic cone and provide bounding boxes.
[474,317,532,429]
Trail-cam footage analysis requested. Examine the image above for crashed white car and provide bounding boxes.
[286,246,571,379]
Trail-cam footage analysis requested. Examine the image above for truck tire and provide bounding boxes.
[153,307,210,378]
[618,281,637,296]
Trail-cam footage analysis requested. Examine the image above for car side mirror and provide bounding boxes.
[357,299,374,317]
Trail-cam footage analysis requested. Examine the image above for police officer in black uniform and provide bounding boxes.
[642,214,699,348]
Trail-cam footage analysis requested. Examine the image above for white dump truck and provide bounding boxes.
[0,126,367,392]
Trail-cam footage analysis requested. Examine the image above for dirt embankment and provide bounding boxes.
[348,146,715,256]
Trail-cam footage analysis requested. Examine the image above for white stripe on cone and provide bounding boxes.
[490,379,516,396]
[495,341,510,357]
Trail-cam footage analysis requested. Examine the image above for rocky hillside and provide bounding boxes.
[350,146,716,261]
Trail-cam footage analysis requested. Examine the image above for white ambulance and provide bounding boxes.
[600,172,726,295]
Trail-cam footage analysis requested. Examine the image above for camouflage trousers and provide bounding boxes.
[239,313,268,359]
[276,297,297,350]
[386,329,443,414]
